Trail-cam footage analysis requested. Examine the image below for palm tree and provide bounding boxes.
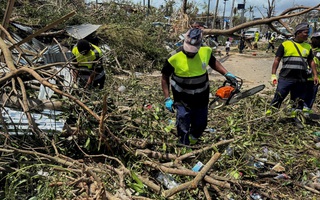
[213,0,220,29]
[248,5,254,20]
[229,0,235,28]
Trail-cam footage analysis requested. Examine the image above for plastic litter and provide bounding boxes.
[250,191,263,200]
[156,172,179,189]
[225,146,233,156]
[118,85,126,92]
[192,161,204,172]
[312,131,320,137]
[144,104,152,109]
[253,161,265,169]
[208,128,216,133]
[274,173,290,179]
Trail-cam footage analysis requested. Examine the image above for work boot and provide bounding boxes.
[303,107,312,118]
[189,134,198,145]
[291,109,305,129]
[293,117,304,129]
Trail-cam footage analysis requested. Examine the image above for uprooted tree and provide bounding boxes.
[0,1,320,199]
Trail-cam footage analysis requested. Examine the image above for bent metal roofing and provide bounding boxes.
[65,24,101,40]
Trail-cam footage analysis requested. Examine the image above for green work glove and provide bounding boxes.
[271,74,277,86]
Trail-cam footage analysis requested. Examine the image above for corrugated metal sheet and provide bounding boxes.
[65,23,101,40]
[1,24,72,134]
[43,44,73,63]
[1,107,65,135]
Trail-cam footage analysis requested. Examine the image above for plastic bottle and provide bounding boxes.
[156,173,179,189]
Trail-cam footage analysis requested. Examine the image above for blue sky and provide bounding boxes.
[86,0,317,18]
[148,0,316,17]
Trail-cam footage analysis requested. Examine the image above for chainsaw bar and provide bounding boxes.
[228,84,265,104]
[209,84,265,109]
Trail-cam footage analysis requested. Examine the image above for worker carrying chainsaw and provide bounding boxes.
[161,28,238,145]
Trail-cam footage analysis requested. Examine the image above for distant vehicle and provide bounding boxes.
[278,27,293,35]
[244,28,260,38]
[273,27,294,40]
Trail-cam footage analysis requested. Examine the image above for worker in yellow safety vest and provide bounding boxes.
[72,39,105,89]
[267,23,318,128]
[161,28,238,145]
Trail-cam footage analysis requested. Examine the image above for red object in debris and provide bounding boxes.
[144,104,152,109]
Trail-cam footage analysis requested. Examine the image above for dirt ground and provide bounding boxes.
[210,42,276,91]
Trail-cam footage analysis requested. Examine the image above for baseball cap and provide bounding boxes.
[183,28,202,53]
[294,22,309,34]
[311,32,320,38]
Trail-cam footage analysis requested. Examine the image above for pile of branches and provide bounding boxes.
[1,63,320,199]
[0,1,320,200]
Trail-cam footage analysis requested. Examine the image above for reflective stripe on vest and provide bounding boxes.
[282,40,312,70]
[168,47,212,95]
[170,74,209,95]
[313,49,320,80]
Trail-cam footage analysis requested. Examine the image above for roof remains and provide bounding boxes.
[65,24,101,39]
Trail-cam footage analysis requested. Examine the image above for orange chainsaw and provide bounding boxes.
[209,77,265,109]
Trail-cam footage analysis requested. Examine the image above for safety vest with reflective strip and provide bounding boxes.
[72,43,102,70]
[282,40,312,71]
[307,47,320,81]
[168,47,211,95]
[314,48,320,67]
[269,36,275,44]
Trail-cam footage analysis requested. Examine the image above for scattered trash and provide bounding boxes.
[272,163,285,172]
[37,169,49,177]
[225,146,233,156]
[315,142,320,149]
[230,170,243,179]
[205,127,216,133]
[250,190,263,200]
[118,85,126,92]
[192,161,204,172]
[134,72,143,77]
[312,131,320,137]
[312,132,320,142]
[156,172,179,189]
[208,128,216,133]
[144,104,152,110]
[253,161,265,169]
[274,173,290,179]
[261,146,269,157]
